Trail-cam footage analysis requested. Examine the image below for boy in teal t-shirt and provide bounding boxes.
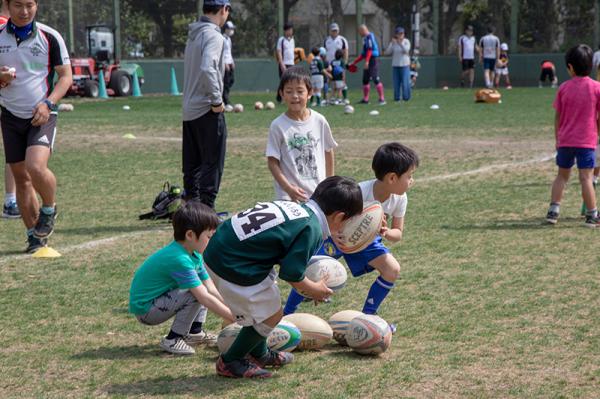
[129,201,234,355]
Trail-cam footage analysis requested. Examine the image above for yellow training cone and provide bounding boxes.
[32,246,62,258]
[123,133,136,139]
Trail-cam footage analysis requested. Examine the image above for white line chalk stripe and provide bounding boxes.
[0,154,555,264]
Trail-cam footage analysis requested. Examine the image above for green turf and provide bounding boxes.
[1,88,599,398]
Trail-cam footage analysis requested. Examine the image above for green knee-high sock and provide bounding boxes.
[342,88,348,99]
[222,326,265,363]
[316,95,321,106]
[249,337,269,358]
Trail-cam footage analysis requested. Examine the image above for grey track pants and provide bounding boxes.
[136,289,207,336]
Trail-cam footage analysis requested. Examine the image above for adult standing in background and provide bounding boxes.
[385,26,411,103]
[349,24,386,105]
[478,26,500,89]
[592,45,600,81]
[0,1,19,219]
[275,23,295,103]
[458,25,477,88]
[222,20,235,107]
[324,23,349,103]
[0,0,72,253]
[182,0,230,209]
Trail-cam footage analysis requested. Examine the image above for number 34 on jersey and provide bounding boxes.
[231,201,309,241]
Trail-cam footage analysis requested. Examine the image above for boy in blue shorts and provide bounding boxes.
[203,176,363,378]
[284,143,419,324]
[129,201,234,355]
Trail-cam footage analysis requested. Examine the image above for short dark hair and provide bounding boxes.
[372,142,419,180]
[172,201,220,241]
[565,44,593,76]
[278,66,312,95]
[487,26,495,33]
[335,49,344,59]
[203,5,226,15]
[284,22,293,31]
[311,176,362,220]
[311,46,320,56]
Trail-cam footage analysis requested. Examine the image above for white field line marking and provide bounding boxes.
[418,154,555,183]
[0,154,554,264]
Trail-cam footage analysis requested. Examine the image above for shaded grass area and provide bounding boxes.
[2,89,599,398]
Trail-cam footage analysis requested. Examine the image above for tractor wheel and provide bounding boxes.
[83,80,99,98]
[109,70,132,97]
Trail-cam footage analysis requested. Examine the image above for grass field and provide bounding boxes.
[1,88,599,398]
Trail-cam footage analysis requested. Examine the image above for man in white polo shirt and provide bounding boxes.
[457,25,477,88]
[0,0,72,253]
[324,22,349,102]
[275,23,295,103]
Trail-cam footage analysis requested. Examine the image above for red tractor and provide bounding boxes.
[68,25,142,98]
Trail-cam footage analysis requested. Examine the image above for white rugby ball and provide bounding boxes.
[224,104,234,113]
[58,103,74,112]
[217,323,243,353]
[233,103,244,113]
[265,101,275,110]
[283,313,333,350]
[254,101,264,110]
[122,105,131,111]
[328,310,363,346]
[369,110,379,116]
[305,256,347,292]
[344,105,355,114]
[430,104,440,110]
[336,201,384,254]
[347,314,392,355]
[267,320,302,352]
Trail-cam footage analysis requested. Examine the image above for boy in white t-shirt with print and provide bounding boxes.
[283,142,419,328]
[267,67,337,202]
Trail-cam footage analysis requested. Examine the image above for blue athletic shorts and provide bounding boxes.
[483,58,496,71]
[318,237,390,277]
[556,147,596,169]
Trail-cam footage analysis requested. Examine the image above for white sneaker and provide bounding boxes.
[185,330,218,348]
[160,336,195,355]
[344,99,350,105]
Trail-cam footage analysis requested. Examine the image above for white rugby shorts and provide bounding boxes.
[311,74,324,90]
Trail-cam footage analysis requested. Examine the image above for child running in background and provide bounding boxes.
[267,67,337,202]
[284,143,419,330]
[308,47,332,107]
[129,201,234,355]
[495,43,512,89]
[546,45,600,227]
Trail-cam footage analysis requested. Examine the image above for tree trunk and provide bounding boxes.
[284,0,299,23]
[330,0,344,29]
[160,17,175,58]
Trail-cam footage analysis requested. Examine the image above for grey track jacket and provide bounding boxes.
[182,17,225,121]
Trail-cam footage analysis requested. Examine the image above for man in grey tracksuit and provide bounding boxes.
[182,0,231,209]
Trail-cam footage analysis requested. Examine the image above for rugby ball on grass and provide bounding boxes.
[347,314,392,356]
[283,313,333,350]
[233,103,244,113]
[267,320,302,352]
[224,104,234,113]
[265,101,276,110]
[305,256,347,292]
[344,105,354,114]
[328,310,363,346]
[336,201,384,254]
[254,101,264,110]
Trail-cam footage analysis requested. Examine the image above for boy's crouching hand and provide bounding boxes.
[290,277,333,302]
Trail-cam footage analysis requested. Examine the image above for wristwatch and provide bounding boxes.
[43,99,57,111]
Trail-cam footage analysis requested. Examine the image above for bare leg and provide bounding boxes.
[468,68,475,88]
[579,169,597,211]
[4,164,16,196]
[24,146,55,207]
[550,167,571,204]
[10,162,38,229]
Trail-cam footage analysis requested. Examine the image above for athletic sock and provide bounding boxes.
[166,330,183,340]
[549,202,560,214]
[376,83,385,101]
[342,88,348,99]
[27,228,34,238]
[249,337,269,358]
[316,94,321,106]
[189,322,203,334]
[586,208,598,218]
[222,326,265,363]
[362,276,395,315]
[362,84,370,101]
[41,205,55,216]
[283,288,306,315]
[4,193,16,206]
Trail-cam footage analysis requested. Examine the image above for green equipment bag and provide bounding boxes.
[139,182,182,220]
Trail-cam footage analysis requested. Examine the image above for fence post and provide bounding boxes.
[113,0,121,61]
[510,0,519,53]
[432,0,439,55]
[67,0,74,54]
[594,0,600,51]
[278,0,284,38]
[356,0,363,56]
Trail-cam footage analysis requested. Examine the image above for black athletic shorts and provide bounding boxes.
[362,57,381,85]
[1,107,57,164]
[540,68,555,82]
[462,59,475,70]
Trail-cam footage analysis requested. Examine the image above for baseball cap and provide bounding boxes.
[501,43,509,51]
[225,21,235,30]
[204,0,231,6]
[395,26,405,34]
[330,23,339,31]
[319,47,327,56]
